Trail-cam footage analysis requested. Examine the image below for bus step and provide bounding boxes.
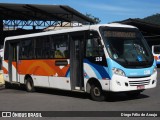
[75,86,80,90]
[74,87,84,91]
[72,89,85,93]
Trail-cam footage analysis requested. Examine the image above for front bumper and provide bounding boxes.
[109,72,157,92]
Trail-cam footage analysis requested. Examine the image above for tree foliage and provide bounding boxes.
[86,13,101,24]
[142,13,160,25]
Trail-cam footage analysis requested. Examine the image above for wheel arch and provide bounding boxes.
[24,74,33,84]
[86,78,102,93]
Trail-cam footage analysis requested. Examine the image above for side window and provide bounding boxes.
[42,36,53,59]
[19,39,33,59]
[35,37,43,59]
[4,41,9,60]
[53,35,69,59]
[86,32,104,57]
[19,35,69,59]
[33,36,53,59]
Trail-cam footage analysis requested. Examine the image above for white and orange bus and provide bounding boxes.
[2,24,157,101]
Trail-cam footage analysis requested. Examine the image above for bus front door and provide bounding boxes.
[8,43,20,83]
[70,33,84,91]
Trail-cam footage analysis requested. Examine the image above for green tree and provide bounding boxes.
[142,13,160,25]
[86,13,101,24]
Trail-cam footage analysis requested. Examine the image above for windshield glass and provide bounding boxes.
[154,46,160,54]
[100,27,154,68]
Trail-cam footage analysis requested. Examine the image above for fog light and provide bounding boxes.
[152,80,155,84]
[125,82,128,87]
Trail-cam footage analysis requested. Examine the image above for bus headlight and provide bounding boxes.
[112,68,125,76]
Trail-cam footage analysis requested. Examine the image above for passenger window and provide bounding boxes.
[20,39,33,59]
[35,36,53,59]
[19,34,69,60]
[53,35,69,59]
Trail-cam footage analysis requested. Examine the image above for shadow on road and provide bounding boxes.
[1,84,150,102]
[36,87,89,100]
[105,92,149,102]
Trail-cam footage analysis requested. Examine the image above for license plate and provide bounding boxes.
[137,85,145,90]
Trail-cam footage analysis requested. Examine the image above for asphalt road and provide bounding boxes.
[0,69,160,120]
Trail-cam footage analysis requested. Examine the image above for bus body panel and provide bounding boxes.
[49,77,71,90]
[108,58,157,92]
[3,59,70,77]
[83,59,110,80]
[107,59,156,77]
[110,72,157,92]
[3,59,71,90]
[82,55,157,92]
[32,75,49,87]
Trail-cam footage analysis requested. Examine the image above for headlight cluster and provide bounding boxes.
[112,68,125,76]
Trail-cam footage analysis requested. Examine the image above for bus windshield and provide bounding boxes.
[100,27,154,68]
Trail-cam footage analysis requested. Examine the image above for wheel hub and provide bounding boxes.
[93,87,100,96]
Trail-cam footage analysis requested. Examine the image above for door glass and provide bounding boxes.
[85,31,107,66]
[70,32,84,90]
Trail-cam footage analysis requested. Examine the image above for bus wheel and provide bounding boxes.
[25,77,35,92]
[126,91,141,98]
[90,84,105,101]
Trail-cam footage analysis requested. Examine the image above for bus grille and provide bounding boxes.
[129,79,150,86]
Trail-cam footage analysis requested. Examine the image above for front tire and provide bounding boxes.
[25,77,35,92]
[90,84,105,101]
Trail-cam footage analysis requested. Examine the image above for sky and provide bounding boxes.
[0,0,160,23]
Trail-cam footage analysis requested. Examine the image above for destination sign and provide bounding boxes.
[104,31,136,38]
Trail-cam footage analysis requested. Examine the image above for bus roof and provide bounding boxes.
[4,23,137,41]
